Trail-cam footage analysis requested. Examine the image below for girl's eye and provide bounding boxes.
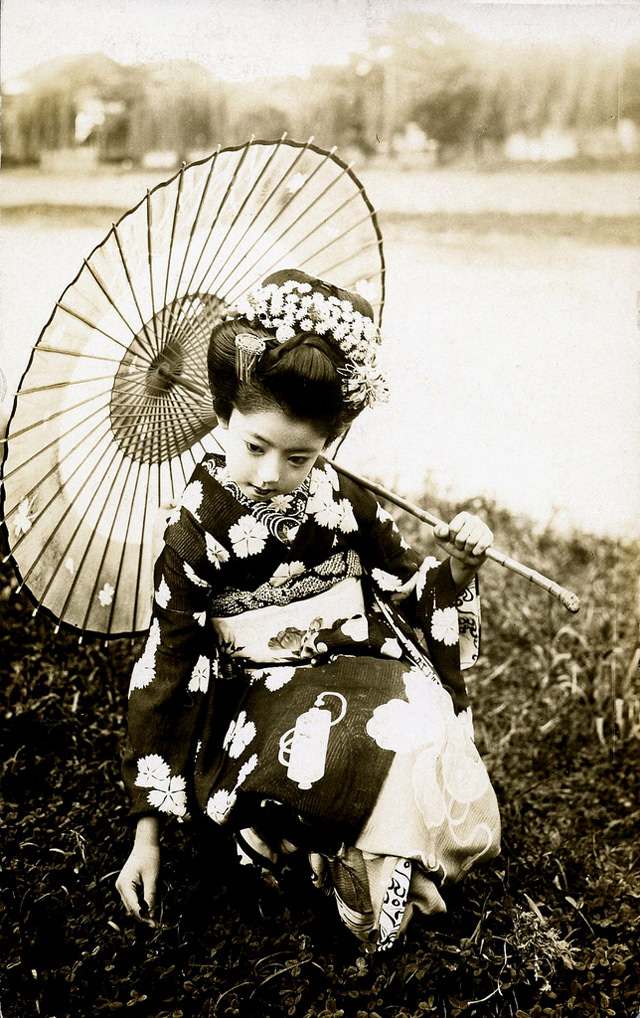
[246,443,263,454]
[289,456,309,467]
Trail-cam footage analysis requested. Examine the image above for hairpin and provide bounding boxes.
[235,333,266,383]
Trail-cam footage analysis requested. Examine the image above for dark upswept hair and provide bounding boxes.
[207,269,376,443]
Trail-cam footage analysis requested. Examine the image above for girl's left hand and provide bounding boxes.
[433,512,493,571]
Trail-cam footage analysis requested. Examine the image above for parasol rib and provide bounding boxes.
[79,451,140,637]
[2,399,112,488]
[81,258,160,359]
[44,442,130,630]
[56,300,154,360]
[160,163,186,341]
[4,389,113,442]
[214,160,359,305]
[106,458,152,638]
[178,140,256,312]
[190,135,299,303]
[170,146,220,310]
[199,136,315,304]
[11,425,121,589]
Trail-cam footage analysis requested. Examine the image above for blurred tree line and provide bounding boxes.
[3,11,639,167]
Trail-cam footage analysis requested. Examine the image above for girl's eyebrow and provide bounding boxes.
[246,430,317,455]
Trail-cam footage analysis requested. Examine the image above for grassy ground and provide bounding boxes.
[1,496,639,1018]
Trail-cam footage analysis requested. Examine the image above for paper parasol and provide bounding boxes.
[1,137,385,639]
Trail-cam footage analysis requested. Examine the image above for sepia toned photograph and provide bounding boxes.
[1,2,639,1015]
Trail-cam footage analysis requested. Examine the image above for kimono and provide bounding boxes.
[123,453,501,950]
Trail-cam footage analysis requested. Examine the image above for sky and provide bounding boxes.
[1,0,639,84]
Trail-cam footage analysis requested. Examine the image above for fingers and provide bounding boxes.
[115,866,157,927]
[435,513,493,564]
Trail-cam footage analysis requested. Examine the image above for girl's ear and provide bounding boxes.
[217,417,229,430]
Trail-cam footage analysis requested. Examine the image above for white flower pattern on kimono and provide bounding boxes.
[193,610,207,627]
[261,666,296,691]
[229,515,269,558]
[207,788,237,823]
[381,637,403,659]
[269,561,305,587]
[181,480,204,519]
[224,711,256,759]
[205,532,230,567]
[371,568,404,592]
[148,774,187,816]
[440,724,491,802]
[431,607,459,646]
[155,576,171,609]
[376,504,394,526]
[308,490,344,530]
[237,752,258,785]
[415,557,440,600]
[135,753,171,788]
[188,655,209,693]
[166,504,182,526]
[129,618,161,694]
[338,499,358,533]
[184,562,209,588]
[309,464,339,495]
[366,666,447,755]
[269,493,294,513]
[340,615,369,642]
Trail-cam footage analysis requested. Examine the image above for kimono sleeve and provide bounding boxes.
[122,507,215,821]
[345,473,481,713]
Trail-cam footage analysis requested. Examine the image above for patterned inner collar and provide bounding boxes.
[216,462,310,544]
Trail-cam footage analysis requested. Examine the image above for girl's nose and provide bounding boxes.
[258,455,280,486]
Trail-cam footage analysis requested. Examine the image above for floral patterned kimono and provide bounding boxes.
[123,453,501,950]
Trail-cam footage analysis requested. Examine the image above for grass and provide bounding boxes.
[1,495,639,1018]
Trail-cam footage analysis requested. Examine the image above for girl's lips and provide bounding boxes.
[251,486,277,498]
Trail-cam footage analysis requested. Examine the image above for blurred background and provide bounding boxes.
[2,0,639,539]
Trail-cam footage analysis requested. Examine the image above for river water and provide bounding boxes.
[1,209,638,539]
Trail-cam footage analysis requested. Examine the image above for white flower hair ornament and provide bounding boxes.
[232,279,389,409]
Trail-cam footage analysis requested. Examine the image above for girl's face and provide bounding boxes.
[220,407,329,501]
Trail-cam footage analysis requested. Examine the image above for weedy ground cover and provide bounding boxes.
[1,499,638,1018]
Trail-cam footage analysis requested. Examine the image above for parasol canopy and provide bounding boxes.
[1,137,385,639]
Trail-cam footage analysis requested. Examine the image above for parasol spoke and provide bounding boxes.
[159,163,186,340]
[35,344,125,364]
[212,159,359,305]
[15,374,116,396]
[196,143,341,301]
[185,134,293,304]
[2,399,112,487]
[145,191,162,350]
[81,257,159,358]
[7,418,119,572]
[37,442,127,627]
[110,225,162,360]
[56,299,154,361]
[106,458,152,637]
[178,141,256,314]
[170,146,220,311]
[78,451,140,637]
[4,387,113,443]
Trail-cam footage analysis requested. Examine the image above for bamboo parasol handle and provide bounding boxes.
[325,457,580,614]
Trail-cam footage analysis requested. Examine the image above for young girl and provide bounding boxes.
[116,269,501,951]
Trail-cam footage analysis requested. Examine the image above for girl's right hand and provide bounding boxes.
[115,816,160,927]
